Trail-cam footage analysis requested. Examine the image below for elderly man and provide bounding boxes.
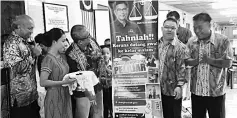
[186,13,233,118]
[158,18,189,118]
[65,25,103,118]
[3,15,42,118]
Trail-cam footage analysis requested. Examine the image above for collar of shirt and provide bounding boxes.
[11,31,27,43]
[176,26,181,36]
[194,31,215,45]
[158,36,178,46]
[114,19,130,28]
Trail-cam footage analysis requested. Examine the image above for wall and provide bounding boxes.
[158,3,195,38]
[25,0,82,43]
[94,1,111,45]
[94,10,111,45]
[221,26,237,39]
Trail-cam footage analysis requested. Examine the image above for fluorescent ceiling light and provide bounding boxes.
[211,0,237,9]
[220,9,237,16]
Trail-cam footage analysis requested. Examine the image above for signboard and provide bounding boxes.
[108,1,162,118]
[43,3,69,32]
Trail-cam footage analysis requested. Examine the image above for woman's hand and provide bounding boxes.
[62,77,77,85]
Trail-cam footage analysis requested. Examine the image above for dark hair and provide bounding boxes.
[167,11,180,20]
[163,18,178,25]
[147,57,151,61]
[45,28,65,47]
[193,13,212,23]
[104,38,110,42]
[71,25,86,42]
[100,44,111,50]
[113,1,128,10]
[35,33,51,47]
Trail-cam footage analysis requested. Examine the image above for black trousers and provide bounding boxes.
[161,94,182,118]
[10,100,40,118]
[103,87,112,118]
[191,94,226,118]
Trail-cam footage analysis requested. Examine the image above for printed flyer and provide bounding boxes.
[108,0,163,118]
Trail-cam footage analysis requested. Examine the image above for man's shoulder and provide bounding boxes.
[176,39,188,49]
[213,33,229,47]
[65,43,74,55]
[179,26,192,33]
[214,32,228,40]
[112,20,120,25]
[128,20,138,27]
[186,36,198,44]
[4,34,20,44]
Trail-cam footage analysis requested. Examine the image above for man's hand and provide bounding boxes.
[185,58,199,67]
[32,43,42,56]
[174,87,182,100]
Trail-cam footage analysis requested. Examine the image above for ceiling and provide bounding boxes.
[159,0,237,26]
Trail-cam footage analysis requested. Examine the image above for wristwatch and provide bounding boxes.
[175,85,183,89]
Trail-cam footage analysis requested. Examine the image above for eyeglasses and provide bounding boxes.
[116,8,127,12]
[79,33,90,41]
[163,26,177,31]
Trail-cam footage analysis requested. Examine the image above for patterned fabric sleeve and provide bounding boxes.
[3,40,33,74]
[41,55,53,74]
[186,37,195,59]
[185,30,192,44]
[3,40,23,68]
[176,46,189,86]
[221,37,233,60]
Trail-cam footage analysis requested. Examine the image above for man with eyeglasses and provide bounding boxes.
[158,18,189,118]
[112,1,142,37]
[65,25,104,118]
[186,13,233,118]
[167,11,193,101]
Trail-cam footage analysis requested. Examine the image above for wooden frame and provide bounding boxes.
[42,2,69,32]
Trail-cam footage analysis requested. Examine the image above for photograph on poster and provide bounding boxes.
[147,67,159,83]
[146,54,158,67]
[144,100,162,117]
[146,84,160,100]
[109,1,142,37]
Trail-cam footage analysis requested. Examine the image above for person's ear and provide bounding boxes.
[52,40,57,45]
[114,9,117,16]
[208,22,211,28]
[161,27,164,32]
[17,24,21,29]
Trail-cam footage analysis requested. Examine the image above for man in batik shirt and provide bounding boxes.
[3,15,42,118]
[66,25,104,118]
[186,13,233,118]
[158,18,189,118]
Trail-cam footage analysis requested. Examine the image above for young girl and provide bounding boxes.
[100,45,112,118]
[40,28,76,118]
